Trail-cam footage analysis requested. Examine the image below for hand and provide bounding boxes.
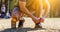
[39,18,44,23]
[32,17,40,24]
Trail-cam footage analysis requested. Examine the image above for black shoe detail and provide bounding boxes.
[18,18,25,28]
[35,23,42,28]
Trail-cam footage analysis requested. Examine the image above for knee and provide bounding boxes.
[11,18,17,23]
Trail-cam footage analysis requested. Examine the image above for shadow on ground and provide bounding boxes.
[0,28,46,32]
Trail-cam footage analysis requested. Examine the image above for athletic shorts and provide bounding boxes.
[11,6,21,18]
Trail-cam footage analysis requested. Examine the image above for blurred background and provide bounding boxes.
[0,0,60,18]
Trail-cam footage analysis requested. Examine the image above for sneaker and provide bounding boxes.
[35,23,42,28]
[18,18,25,28]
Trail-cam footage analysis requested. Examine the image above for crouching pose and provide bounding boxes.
[11,0,50,28]
[11,6,25,28]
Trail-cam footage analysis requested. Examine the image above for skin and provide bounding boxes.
[11,11,22,23]
[18,0,50,24]
[11,0,50,28]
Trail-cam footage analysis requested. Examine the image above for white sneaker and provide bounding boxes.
[35,23,42,28]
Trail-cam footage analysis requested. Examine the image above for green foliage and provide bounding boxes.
[9,0,18,10]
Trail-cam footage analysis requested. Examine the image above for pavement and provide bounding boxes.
[0,17,60,32]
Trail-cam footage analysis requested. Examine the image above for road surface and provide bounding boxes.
[0,17,60,32]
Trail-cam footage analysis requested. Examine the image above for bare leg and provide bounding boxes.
[34,0,43,28]
[11,17,17,28]
[18,12,25,28]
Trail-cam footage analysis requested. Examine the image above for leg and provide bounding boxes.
[34,0,43,28]
[35,10,42,28]
[11,17,17,28]
[17,12,25,28]
[18,18,25,28]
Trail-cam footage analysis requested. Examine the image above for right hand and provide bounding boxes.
[39,18,44,23]
[32,17,40,24]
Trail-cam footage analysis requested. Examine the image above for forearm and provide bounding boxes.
[20,6,36,19]
[19,1,36,19]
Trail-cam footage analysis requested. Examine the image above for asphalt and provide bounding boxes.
[0,18,60,32]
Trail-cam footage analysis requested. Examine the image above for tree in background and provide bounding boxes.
[49,0,60,18]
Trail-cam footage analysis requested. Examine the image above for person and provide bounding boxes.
[1,4,6,18]
[11,6,25,28]
[11,0,50,28]
[4,11,10,19]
